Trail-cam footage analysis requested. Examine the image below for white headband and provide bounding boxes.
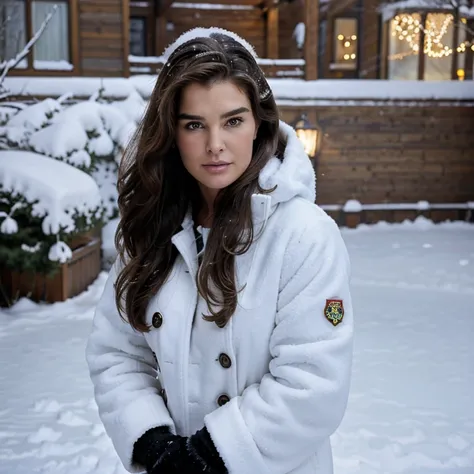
[162,27,259,60]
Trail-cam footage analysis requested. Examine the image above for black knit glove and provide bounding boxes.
[187,426,227,473]
[132,426,181,473]
[149,427,227,474]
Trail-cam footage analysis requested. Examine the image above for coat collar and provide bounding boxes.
[171,193,273,276]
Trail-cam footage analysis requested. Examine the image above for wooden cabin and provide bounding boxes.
[2,0,474,222]
[3,0,473,81]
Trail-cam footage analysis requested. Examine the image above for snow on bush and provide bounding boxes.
[2,90,145,219]
[8,98,61,131]
[0,151,103,274]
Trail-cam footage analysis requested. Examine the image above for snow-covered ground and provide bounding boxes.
[0,218,473,474]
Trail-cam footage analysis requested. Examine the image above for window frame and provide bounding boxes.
[382,8,473,81]
[329,15,360,78]
[130,2,156,57]
[5,0,79,75]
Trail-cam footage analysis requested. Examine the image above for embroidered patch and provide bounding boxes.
[324,299,344,326]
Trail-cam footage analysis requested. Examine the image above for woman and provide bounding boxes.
[86,28,353,474]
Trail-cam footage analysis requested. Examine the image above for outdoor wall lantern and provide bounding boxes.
[292,113,322,161]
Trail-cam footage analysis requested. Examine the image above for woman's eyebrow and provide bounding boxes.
[177,107,251,121]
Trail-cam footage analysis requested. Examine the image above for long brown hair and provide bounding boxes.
[115,32,285,331]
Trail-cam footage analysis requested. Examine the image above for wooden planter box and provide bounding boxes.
[1,237,102,305]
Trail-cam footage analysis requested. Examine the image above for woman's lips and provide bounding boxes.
[203,163,231,174]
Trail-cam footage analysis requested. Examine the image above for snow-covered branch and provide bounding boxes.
[0,5,57,97]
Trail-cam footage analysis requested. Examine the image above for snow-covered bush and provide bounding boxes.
[2,90,145,220]
[0,151,104,275]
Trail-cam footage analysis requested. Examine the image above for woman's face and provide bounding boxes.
[176,80,258,203]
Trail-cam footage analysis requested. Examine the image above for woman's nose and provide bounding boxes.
[206,129,225,154]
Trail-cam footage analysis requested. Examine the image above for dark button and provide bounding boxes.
[152,312,163,329]
[218,353,232,369]
[160,388,168,406]
[217,394,230,407]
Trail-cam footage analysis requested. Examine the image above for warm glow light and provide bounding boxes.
[457,68,465,81]
[344,41,351,47]
[351,53,356,59]
[338,34,344,40]
[392,13,467,59]
[461,18,467,24]
[344,54,350,60]
[351,35,357,40]
[295,129,318,158]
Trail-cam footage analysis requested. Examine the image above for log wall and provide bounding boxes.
[279,103,474,205]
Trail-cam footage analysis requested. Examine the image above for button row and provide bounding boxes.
[152,312,231,408]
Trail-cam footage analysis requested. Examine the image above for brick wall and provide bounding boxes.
[279,103,474,206]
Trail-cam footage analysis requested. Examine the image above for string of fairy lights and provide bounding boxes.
[391,13,474,59]
[336,33,357,62]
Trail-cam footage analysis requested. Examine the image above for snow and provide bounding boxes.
[29,121,90,163]
[337,200,470,212]
[101,217,119,266]
[48,241,73,264]
[33,60,74,71]
[0,106,20,124]
[293,22,306,49]
[8,98,61,131]
[92,164,119,220]
[171,2,253,9]
[0,220,473,473]
[380,1,474,22]
[3,78,137,99]
[0,151,102,235]
[344,199,363,212]
[267,79,474,101]
[257,58,305,66]
[0,214,19,234]
[5,77,474,102]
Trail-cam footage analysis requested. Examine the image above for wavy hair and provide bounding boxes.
[115,32,285,331]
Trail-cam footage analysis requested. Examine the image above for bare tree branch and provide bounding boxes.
[0,5,57,94]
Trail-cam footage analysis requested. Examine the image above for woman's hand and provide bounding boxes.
[150,427,227,474]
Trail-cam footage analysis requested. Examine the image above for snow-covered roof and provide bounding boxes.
[0,151,102,235]
[3,77,137,99]
[267,79,474,101]
[380,1,474,21]
[4,77,474,103]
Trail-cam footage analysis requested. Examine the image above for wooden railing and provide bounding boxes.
[129,55,305,79]
[1,237,102,305]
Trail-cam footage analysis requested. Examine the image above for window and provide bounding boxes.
[388,13,421,80]
[130,17,147,57]
[0,0,27,68]
[331,18,358,71]
[387,11,472,80]
[0,0,71,72]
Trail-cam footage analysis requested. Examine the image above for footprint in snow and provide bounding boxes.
[27,426,62,444]
[57,411,90,427]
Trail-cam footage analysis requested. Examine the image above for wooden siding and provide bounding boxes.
[279,103,474,205]
[359,0,379,79]
[164,1,266,57]
[78,0,129,76]
[278,2,304,59]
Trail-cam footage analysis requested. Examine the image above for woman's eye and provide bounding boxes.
[186,122,202,130]
[227,117,243,127]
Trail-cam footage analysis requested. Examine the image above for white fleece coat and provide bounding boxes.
[86,121,354,474]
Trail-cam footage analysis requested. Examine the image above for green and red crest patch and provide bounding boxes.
[324,299,344,326]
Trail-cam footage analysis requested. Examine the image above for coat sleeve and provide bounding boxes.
[85,260,176,473]
[204,214,354,474]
